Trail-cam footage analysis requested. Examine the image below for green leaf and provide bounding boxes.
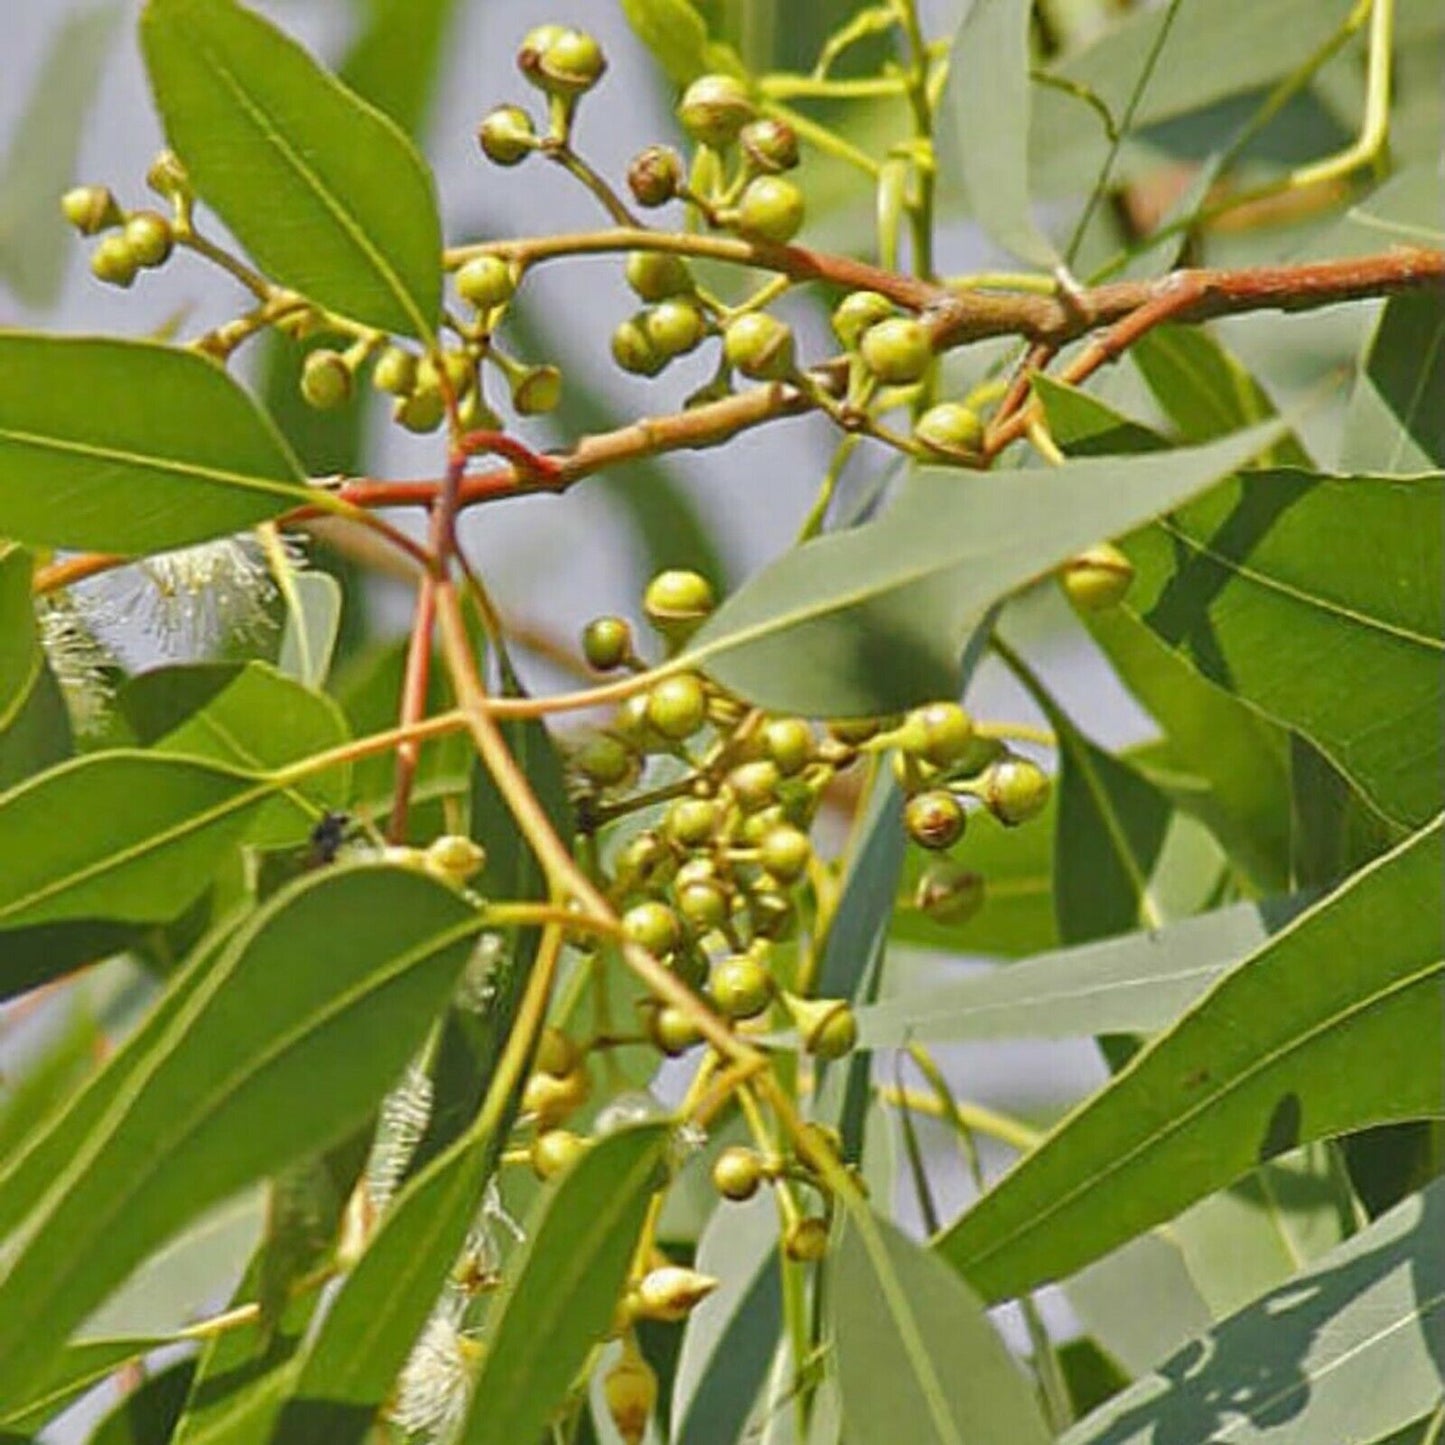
[1062,1177,1445,1444]
[831,1208,1052,1445]
[87,1358,196,1445]
[0,546,42,738]
[934,817,1445,1302]
[1343,292,1445,474]
[681,422,1285,717]
[120,661,350,848]
[939,0,1059,269]
[339,0,465,135]
[0,864,480,1399]
[141,0,443,338]
[0,333,309,554]
[0,5,122,306]
[860,898,1307,1049]
[277,571,343,690]
[456,1123,673,1445]
[0,1334,175,1434]
[620,0,717,85]
[0,752,271,929]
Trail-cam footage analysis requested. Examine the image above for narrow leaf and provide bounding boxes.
[1343,291,1445,474]
[457,1123,672,1445]
[940,0,1059,268]
[831,1209,1052,1445]
[277,571,343,690]
[935,817,1445,1302]
[682,422,1285,717]
[141,0,443,338]
[0,864,480,1397]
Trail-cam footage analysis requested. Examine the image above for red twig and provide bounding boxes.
[387,570,437,843]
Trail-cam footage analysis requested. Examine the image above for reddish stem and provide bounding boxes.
[387,570,437,843]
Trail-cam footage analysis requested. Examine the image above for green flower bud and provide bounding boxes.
[521,1063,591,1129]
[740,117,799,173]
[627,145,684,207]
[781,991,858,1060]
[736,175,805,244]
[648,1003,703,1057]
[831,290,894,350]
[423,833,487,884]
[145,149,191,202]
[61,185,121,236]
[898,702,975,769]
[582,615,634,670]
[784,1216,830,1262]
[612,314,667,376]
[300,348,353,410]
[625,250,693,302]
[859,316,933,384]
[762,717,814,776]
[519,25,606,97]
[904,789,966,850]
[512,363,562,415]
[89,233,138,288]
[622,900,683,956]
[372,345,418,396]
[573,731,638,789]
[534,1025,580,1078]
[614,830,672,891]
[728,759,781,812]
[604,1340,657,1445]
[723,311,795,381]
[759,824,811,885]
[914,401,983,457]
[530,1127,588,1180]
[712,1145,764,1201]
[456,254,516,310]
[666,796,719,848]
[646,672,709,740]
[983,756,1051,825]
[644,298,707,358]
[1061,542,1134,611]
[677,877,730,931]
[677,74,754,148]
[477,104,536,166]
[121,210,174,269]
[710,950,774,1019]
[748,880,796,940]
[644,568,715,641]
[914,859,985,925]
[394,384,446,433]
[635,1266,720,1322]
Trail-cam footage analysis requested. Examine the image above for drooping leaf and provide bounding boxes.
[934,817,1445,1302]
[620,0,719,85]
[681,422,1285,717]
[456,1123,673,1445]
[830,1208,1052,1445]
[120,660,350,848]
[860,898,1308,1049]
[0,752,270,930]
[1342,291,1445,474]
[277,570,343,690]
[939,0,1059,268]
[0,864,481,1397]
[0,333,309,554]
[1062,1177,1445,1444]
[141,0,443,338]
[0,4,122,306]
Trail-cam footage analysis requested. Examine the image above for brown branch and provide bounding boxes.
[387,571,437,843]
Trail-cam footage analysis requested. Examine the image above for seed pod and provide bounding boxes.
[644,569,715,641]
[628,145,684,207]
[859,316,933,384]
[477,104,536,166]
[904,789,966,850]
[122,211,174,267]
[781,992,858,1060]
[635,1266,720,1321]
[712,1145,764,1201]
[736,175,805,243]
[1061,542,1135,611]
[982,756,1051,825]
[61,185,121,235]
[723,311,795,380]
[914,859,986,925]
[678,73,754,148]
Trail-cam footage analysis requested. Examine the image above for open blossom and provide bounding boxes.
[36,595,114,735]
[389,1292,482,1442]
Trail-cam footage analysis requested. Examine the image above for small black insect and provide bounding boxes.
[306,810,354,867]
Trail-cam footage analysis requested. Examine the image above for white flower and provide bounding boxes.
[365,1062,434,1216]
[36,595,114,735]
[390,1293,481,1442]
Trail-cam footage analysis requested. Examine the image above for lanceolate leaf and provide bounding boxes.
[934,817,1445,1302]
[682,422,1285,717]
[939,0,1059,268]
[0,545,41,738]
[0,752,270,930]
[830,1208,1052,1445]
[1062,1177,1445,1444]
[0,333,309,554]
[457,1123,673,1445]
[0,1334,175,1434]
[1342,291,1445,473]
[0,865,481,1399]
[857,898,1308,1049]
[141,0,443,339]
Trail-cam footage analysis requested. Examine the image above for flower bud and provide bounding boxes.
[511,363,562,415]
[915,401,983,457]
[784,1216,829,1262]
[665,796,719,847]
[394,385,445,433]
[89,233,138,288]
[519,25,606,97]
[762,717,813,776]
[740,117,799,173]
[647,1002,703,1057]
[300,348,353,410]
[582,615,634,670]
[831,290,893,350]
[625,250,693,302]
[611,314,667,377]
[914,859,985,925]
[859,316,933,384]
[646,673,708,740]
[634,1266,720,1322]
[677,878,729,931]
[456,255,516,310]
[372,345,418,396]
[534,1025,580,1078]
[723,311,795,381]
[622,900,684,956]
[424,833,487,884]
[710,948,774,1020]
[904,789,966,850]
[574,731,638,789]
[627,145,684,207]
[759,824,811,885]
[477,104,536,166]
[736,175,805,244]
[604,1340,657,1445]
[712,1145,765,1201]
[145,149,191,202]
[678,74,753,148]
[644,568,715,641]
[781,992,858,1060]
[61,185,121,235]
[644,298,707,359]
[530,1127,588,1179]
[728,759,780,812]
[982,756,1051,825]
[1061,542,1135,611]
[897,702,975,769]
[521,1064,591,1129]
